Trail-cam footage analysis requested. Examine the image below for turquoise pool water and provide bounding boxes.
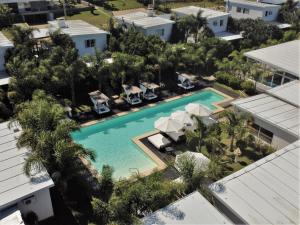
[72,90,225,179]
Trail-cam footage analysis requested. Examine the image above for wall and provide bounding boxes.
[228,3,279,21]
[71,33,107,57]
[144,23,174,41]
[252,117,298,150]
[207,15,229,34]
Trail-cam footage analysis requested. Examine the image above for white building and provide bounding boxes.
[244,40,299,91]
[232,81,299,149]
[225,0,281,21]
[1,0,56,22]
[48,19,108,57]
[114,11,175,41]
[143,191,232,224]
[0,122,54,222]
[171,6,242,41]
[210,140,300,224]
[0,32,13,86]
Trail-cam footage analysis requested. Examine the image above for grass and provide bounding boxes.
[165,0,224,9]
[106,0,144,11]
[66,8,112,29]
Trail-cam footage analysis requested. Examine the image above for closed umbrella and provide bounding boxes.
[175,151,210,172]
[154,116,184,133]
[185,103,212,117]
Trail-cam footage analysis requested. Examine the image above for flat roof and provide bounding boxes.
[48,20,108,36]
[232,93,300,138]
[244,40,300,78]
[0,32,13,48]
[172,6,230,18]
[266,81,300,107]
[0,122,54,209]
[143,191,232,224]
[210,140,300,225]
[115,12,175,28]
[225,0,281,8]
[215,31,243,41]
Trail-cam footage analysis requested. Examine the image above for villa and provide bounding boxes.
[210,140,299,224]
[0,32,13,86]
[143,191,232,224]
[232,81,299,149]
[48,19,108,57]
[1,0,56,22]
[244,40,300,91]
[172,6,242,41]
[0,122,54,222]
[114,10,175,41]
[225,0,281,21]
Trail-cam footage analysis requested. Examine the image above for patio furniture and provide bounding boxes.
[140,82,159,100]
[166,131,185,142]
[122,84,142,105]
[155,117,184,133]
[185,103,212,117]
[165,146,175,152]
[177,73,197,90]
[89,90,110,115]
[148,133,171,149]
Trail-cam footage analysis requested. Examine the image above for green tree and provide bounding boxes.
[0,4,13,27]
[221,110,252,151]
[11,90,95,190]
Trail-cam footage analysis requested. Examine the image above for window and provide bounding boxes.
[265,11,268,17]
[243,8,249,14]
[236,7,242,13]
[85,39,95,48]
[220,19,224,26]
[268,11,272,15]
[155,29,164,36]
[213,21,218,26]
[265,11,272,16]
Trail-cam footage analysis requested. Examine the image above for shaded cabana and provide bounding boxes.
[89,90,110,114]
[122,84,142,105]
[139,82,159,100]
[177,73,197,90]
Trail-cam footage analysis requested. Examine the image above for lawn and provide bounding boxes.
[106,0,144,10]
[66,8,112,29]
[165,0,225,9]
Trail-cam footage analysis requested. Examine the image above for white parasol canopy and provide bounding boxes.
[171,110,195,126]
[154,116,184,133]
[175,151,210,172]
[185,103,212,117]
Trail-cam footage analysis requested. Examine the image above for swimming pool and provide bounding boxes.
[72,89,225,179]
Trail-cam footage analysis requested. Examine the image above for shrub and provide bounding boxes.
[216,72,231,85]
[228,76,241,89]
[241,80,256,95]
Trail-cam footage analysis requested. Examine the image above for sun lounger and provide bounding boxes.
[148,133,171,149]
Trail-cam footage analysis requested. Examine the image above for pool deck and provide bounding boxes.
[81,87,234,127]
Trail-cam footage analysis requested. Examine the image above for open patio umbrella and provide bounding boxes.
[175,151,210,172]
[185,103,212,117]
[171,110,195,127]
[154,116,184,133]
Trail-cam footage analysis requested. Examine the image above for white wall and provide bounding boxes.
[207,15,229,33]
[71,33,107,57]
[252,117,298,150]
[227,3,280,21]
[144,23,174,41]
[17,188,54,221]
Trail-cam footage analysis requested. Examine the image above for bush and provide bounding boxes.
[241,81,256,95]
[216,72,241,89]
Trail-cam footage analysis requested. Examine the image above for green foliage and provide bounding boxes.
[12,90,95,191]
[278,0,300,28]
[0,4,13,28]
[241,80,255,95]
[91,197,111,225]
[0,88,12,121]
[228,18,283,48]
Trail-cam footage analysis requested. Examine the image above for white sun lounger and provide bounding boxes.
[148,133,171,149]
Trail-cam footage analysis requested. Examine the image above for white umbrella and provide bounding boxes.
[175,151,210,172]
[171,110,195,126]
[185,103,212,117]
[154,116,184,133]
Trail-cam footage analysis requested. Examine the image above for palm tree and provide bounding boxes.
[185,115,207,152]
[206,156,228,181]
[11,90,95,191]
[221,110,252,151]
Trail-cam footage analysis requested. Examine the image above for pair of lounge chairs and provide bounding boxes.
[147,131,185,152]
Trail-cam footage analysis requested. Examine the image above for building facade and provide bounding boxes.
[225,0,281,21]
